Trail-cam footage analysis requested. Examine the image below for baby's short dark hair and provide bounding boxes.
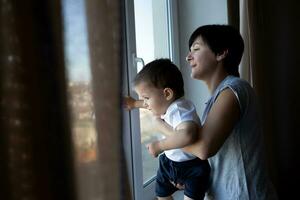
[134,58,184,99]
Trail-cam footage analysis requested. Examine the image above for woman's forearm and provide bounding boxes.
[158,121,199,151]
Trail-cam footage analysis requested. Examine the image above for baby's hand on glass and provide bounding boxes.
[146,141,162,157]
[123,96,136,110]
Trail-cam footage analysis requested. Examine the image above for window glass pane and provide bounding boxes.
[134,0,170,184]
[62,0,98,199]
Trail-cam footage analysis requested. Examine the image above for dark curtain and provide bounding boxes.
[227,0,239,30]
[0,0,131,199]
[83,0,132,199]
[0,0,76,199]
[251,1,300,198]
[228,0,300,199]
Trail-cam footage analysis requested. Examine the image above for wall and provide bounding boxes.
[177,0,228,114]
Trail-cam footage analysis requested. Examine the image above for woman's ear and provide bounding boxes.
[163,88,174,101]
[216,49,228,61]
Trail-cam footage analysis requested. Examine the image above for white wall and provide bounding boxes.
[177,0,228,115]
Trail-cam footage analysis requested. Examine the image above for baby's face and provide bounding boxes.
[134,82,169,116]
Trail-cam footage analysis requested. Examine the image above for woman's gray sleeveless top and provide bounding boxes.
[203,76,277,200]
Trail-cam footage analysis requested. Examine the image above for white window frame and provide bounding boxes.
[122,0,180,199]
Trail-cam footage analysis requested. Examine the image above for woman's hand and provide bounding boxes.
[146,141,163,157]
[173,182,185,190]
[150,115,174,137]
[150,115,165,131]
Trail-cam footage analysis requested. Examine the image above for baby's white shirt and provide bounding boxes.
[160,98,201,162]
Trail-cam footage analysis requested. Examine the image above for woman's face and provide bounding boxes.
[186,36,218,80]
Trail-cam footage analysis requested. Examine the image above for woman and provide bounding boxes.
[155,24,277,199]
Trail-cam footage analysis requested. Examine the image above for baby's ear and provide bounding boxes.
[163,88,174,101]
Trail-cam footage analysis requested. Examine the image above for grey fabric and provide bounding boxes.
[203,76,277,200]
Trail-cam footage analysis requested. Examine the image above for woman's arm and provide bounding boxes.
[147,121,199,157]
[183,88,240,160]
[148,88,240,160]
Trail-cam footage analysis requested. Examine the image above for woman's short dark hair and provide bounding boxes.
[134,58,184,99]
[188,24,244,77]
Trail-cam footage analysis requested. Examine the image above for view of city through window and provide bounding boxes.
[63,0,97,164]
[62,0,99,199]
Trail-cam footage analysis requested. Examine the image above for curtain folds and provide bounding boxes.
[1,0,76,199]
[1,0,130,199]
[83,0,131,199]
[239,0,253,85]
[227,0,253,84]
[227,0,240,30]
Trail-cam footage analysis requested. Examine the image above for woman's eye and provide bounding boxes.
[192,44,200,50]
[191,47,199,52]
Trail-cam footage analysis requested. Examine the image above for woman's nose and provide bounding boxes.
[186,53,192,62]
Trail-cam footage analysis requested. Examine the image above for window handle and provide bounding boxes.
[133,54,145,69]
[135,56,145,67]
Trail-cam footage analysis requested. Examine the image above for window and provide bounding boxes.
[123,0,179,199]
[62,0,99,199]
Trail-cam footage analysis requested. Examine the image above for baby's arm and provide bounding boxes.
[123,96,145,110]
[147,121,200,157]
